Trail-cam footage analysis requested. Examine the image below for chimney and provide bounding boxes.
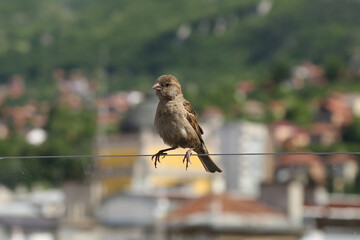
[260,181,304,227]
[287,181,304,227]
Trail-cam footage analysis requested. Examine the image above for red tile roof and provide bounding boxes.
[326,154,357,165]
[277,152,326,184]
[321,96,353,126]
[277,152,323,167]
[309,122,339,135]
[167,193,284,221]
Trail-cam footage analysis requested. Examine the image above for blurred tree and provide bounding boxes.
[284,97,313,126]
[324,55,345,82]
[343,117,360,143]
[1,0,360,102]
[0,104,96,188]
[42,105,96,183]
[270,60,290,84]
[354,170,360,194]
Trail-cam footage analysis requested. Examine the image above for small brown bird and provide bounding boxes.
[152,75,222,173]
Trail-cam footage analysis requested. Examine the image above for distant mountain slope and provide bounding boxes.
[0,0,359,106]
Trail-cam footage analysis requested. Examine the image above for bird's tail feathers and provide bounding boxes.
[195,146,222,173]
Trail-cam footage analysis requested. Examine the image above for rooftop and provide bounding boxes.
[167,193,288,229]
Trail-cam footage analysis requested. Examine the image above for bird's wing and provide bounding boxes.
[183,100,204,141]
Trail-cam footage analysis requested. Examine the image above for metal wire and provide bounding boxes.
[0,151,359,160]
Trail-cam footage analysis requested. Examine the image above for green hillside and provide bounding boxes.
[1,0,360,106]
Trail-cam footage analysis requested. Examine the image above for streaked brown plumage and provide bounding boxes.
[152,75,222,173]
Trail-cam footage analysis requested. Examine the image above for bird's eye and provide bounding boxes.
[164,83,170,87]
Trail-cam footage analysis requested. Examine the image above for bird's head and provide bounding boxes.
[152,75,182,100]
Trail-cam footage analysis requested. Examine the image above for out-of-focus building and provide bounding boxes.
[90,181,306,240]
[241,100,265,120]
[271,120,310,149]
[276,152,326,185]
[316,94,353,127]
[288,62,326,89]
[260,182,305,227]
[0,187,64,240]
[166,191,302,240]
[235,81,254,101]
[325,154,359,192]
[340,93,360,118]
[220,121,274,197]
[94,193,170,240]
[95,134,141,195]
[303,193,360,239]
[309,122,340,146]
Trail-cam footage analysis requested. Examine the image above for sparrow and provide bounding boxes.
[152,75,222,173]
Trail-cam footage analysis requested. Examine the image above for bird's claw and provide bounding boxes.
[183,149,193,170]
[151,152,167,168]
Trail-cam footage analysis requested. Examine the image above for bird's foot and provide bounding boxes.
[151,151,167,168]
[182,149,193,170]
[151,147,177,169]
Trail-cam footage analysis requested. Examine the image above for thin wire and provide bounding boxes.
[0,152,360,160]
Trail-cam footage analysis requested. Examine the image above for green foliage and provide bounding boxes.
[354,170,360,194]
[270,59,290,84]
[0,105,96,188]
[324,55,346,81]
[0,133,40,188]
[1,0,360,109]
[44,106,96,155]
[343,117,360,143]
[40,105,96,184]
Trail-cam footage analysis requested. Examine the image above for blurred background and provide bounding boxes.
[0,0,360,239]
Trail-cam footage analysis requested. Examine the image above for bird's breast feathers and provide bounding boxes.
[155,100,198,148]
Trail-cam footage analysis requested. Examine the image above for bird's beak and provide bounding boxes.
[152,82,162,91]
